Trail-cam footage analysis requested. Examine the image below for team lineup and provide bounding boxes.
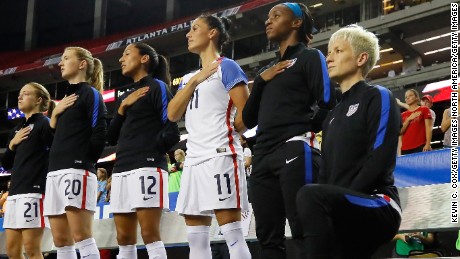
[1,2,402,259]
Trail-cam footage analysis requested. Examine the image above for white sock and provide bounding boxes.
[146,241,167,259]
[75,237,100,259]
[117,245,137,259]
[221,221,251,259]
[56,245,77,259]
[187,226,212,259]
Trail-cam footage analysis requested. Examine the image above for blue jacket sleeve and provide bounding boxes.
[152,80,180,153]
[88,89,107,163]
[349,87,400,192]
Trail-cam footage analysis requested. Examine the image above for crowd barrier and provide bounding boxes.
[0,148,457,254]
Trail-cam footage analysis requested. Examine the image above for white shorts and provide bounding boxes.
[3,193,49,229]
[176,155,249,216]
[110,167,169,213]
[44,169,97,216]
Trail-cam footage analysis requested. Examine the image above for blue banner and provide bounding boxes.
[394,148,452,187]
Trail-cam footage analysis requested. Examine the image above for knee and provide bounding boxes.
[23,242,41,258]
[140,228,160,244]
[117,229,137,245]
[53,235,74,247]
[72,228,93,243]
[296,184,326,215]
[6,246,22,259]
[296,184,324,204]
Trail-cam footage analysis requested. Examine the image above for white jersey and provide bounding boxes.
[179,57,248,165]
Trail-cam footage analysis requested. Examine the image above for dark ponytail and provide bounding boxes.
[133,42,171,86]
[199,14,232,51]
[154,55,171,86]
[297,3,314,45]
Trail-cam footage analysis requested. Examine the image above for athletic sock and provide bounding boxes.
[187,225,212,259]
[117,244,137,259]
[146,241,167,259]
[56,245,77,259]
[221,221,251,259]
[75,237,100,259]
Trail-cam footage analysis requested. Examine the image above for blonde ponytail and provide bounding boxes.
[65,47,105,93]
[90,58,104,93]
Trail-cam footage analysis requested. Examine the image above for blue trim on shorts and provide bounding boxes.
[344,195,390,208]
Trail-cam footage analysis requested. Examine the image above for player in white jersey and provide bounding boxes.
[168,15,251,259]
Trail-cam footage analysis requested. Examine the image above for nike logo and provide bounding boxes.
[219,197,230,201]
[68,197,75,200]
[82,254,99,258]
[286,156,298,164]
[143,196,153,201]
[230,240,238,246]
[25,219,35,222]
[329,117,335,125]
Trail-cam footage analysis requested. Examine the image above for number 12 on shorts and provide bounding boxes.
[139,175,156,195]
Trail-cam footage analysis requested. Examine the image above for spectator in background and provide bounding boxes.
[239,136,252,178]
[105,176,112,203]
[393,232,435,257]
[441,107,453,148]
[96,168,108,203]
[0,181,10,217]
[421,94,436,127]
[400,89,432,155]
[169,149,185,193]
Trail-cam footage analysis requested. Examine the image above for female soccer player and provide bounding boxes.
[44,46,107,259]
[2,82,52,259]
[168,15,251,259]
[242,3,336,258]
[296,24,402,258]
[106,42,179,259]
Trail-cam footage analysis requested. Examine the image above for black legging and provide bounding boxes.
[296,184,401,259]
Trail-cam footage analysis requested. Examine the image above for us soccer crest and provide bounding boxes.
[346,103,359,117]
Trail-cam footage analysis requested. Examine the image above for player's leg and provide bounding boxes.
[137,208,166,259]
[48,214,77,259]
[185,215,213,259]
[296,184,401,258]
[280,141,321,259]
[6,229,25,259]
[22,228,45,259]
[113,213,138,259]
[65,171,99,259]
[111,172,138,259]
[250,152,287,259]
[67,208,99,259]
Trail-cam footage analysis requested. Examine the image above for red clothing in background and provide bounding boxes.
[401,106,432,150]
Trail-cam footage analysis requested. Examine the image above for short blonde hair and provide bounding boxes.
[329,24,380,77]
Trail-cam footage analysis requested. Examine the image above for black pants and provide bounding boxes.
[401,144,424,155]
[250,140,321,259]
[296,184,401,259]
